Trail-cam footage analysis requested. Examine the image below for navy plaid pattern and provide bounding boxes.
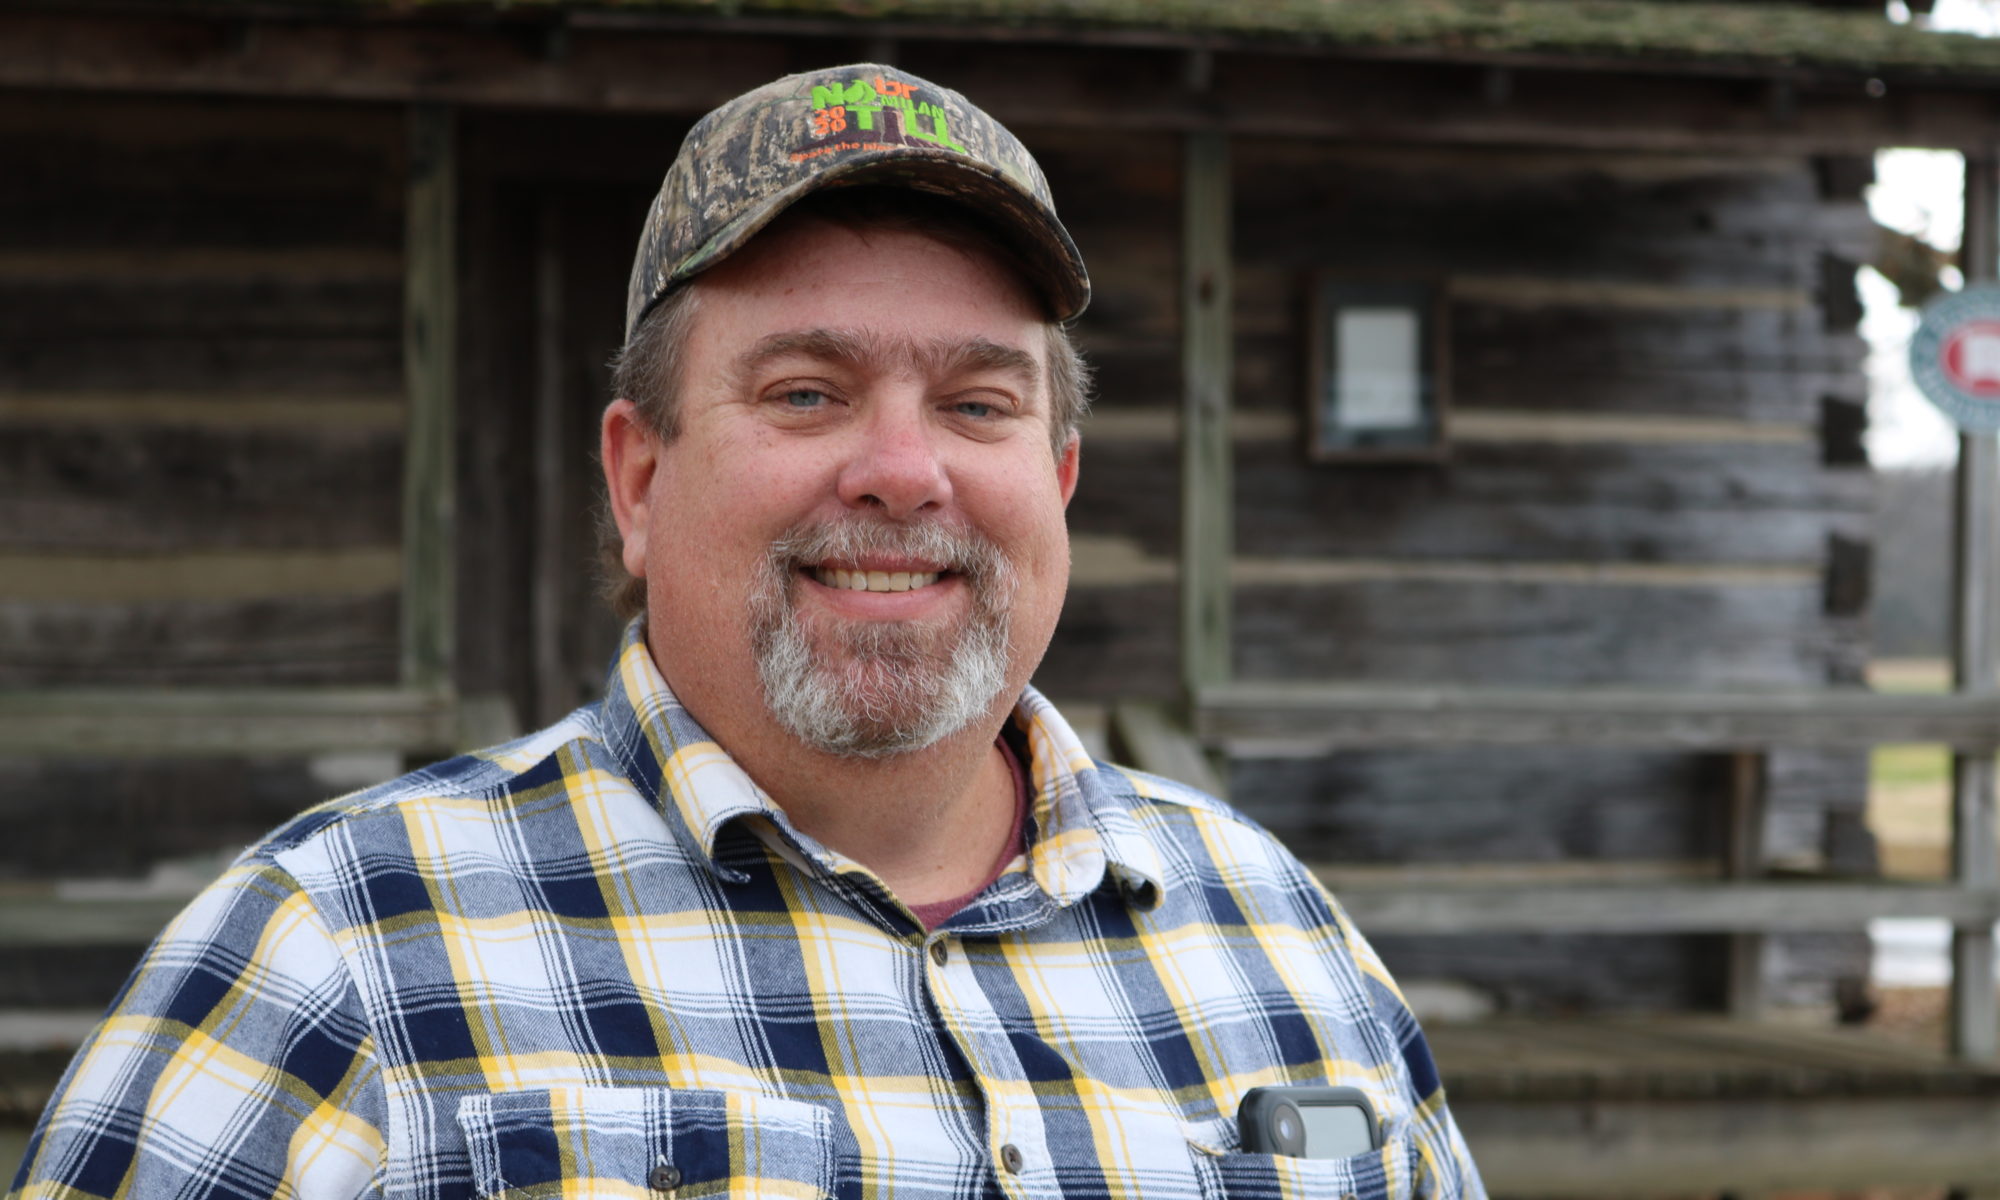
[12,623,1483,1199]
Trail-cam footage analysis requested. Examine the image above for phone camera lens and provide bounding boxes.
[1271,1101,1306,1155]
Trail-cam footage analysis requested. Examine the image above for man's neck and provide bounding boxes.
[745,727,1020,907]
[656,655,1022,906]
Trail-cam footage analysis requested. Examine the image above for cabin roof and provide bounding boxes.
[228,0,2000,80]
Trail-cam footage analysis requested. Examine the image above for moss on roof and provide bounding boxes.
[361,0,2000,78]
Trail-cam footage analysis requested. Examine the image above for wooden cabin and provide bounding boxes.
[4,1,2000,1192]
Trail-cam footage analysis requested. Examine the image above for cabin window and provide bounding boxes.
[1306,278,1448,461]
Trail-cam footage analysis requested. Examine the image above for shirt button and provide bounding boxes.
[930,939,949,966]
[648,1164,681,1190]
[999,1143,1024,1174]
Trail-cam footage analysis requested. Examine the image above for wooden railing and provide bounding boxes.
[1107,686,2000,1058]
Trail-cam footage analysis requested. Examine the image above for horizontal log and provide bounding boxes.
[0,593,399,687]
[1044,579,1862,702]
[1,427,402,552]
[0,687,459,757]
[1449,411,1816,446]
[0,895,194,948]
[0,549,401,602]
[0,330,404,396]
[1075,439,1867,565]
[3,13,1994,153]
[1076,407,1819,446]
[1333,881,2000,934]
[1069,545,1822,589]
[0,91,402,255]
[0,276,402,339]
[0,248,401,282]
[0,759,361,880]
[1232,146,1845,288]
[0,392,405,431]
[1449,277,1811,310]
[1198,682,2000,751]
[1233,747,1728,866]
[1456,1093,2000,1193]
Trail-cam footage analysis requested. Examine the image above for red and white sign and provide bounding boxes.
[1911,285,2000,432]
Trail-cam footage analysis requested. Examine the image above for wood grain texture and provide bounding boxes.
[0,425,402,551]
[1198,680,1999,750]
[0,594,399,687]
[1042,577,1863,703]
[1073,438,1868,564]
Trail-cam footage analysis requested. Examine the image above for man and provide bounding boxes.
[13,66,1481,1199]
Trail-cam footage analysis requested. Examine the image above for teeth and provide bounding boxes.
[813,567,941,593]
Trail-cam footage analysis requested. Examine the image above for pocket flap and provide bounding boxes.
[457,1086,836,1199]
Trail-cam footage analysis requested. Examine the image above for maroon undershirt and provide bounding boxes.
[907,738,1029,930]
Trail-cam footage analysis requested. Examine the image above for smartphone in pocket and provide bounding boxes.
[1236,1086,1381,1159]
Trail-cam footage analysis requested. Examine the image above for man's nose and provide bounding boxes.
[835,401,952,518]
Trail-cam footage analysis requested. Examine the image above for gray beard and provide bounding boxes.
[748,517,1017,759]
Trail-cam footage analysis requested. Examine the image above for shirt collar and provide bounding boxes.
[599,617,1167,906]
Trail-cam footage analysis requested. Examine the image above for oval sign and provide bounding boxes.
[1910,283,2000,432]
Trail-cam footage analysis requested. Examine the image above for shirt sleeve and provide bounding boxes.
[1316,882,1489,1200]
[8,858,386,1200]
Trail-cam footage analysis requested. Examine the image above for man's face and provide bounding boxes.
[606,214,1079,758]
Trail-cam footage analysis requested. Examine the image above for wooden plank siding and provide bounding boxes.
[0,83,1883,1023]
[0,91,408,689]
[1034,136,1876,1012]
[0,91,411,1018]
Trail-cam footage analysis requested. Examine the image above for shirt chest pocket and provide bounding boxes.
[456,1086,837,1200]
[1198,1131,1418,1200]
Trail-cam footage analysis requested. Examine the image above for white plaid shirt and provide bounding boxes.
[13,623,1483,1200]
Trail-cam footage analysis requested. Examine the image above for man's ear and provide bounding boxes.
[1056,434,1081,510]
[600,398,661,579]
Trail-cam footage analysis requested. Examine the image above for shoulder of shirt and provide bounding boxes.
[1089,760,1320,880]
[241,706,609,862]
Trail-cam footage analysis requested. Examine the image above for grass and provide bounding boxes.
[1865,659,1959,880]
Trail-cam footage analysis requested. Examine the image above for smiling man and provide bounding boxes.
[12,66,1481,1200]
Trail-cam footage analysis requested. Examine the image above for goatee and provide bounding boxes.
[747,516,1016,758]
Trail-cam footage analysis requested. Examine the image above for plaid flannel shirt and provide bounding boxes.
[14,623,1483,1200]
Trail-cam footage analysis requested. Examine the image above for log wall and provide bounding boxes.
[0,93,408,1009]
[0,92,407,689]
[1030,134,1878,1012]
[1,92,1881,1018]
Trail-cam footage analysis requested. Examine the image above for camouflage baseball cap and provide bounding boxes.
[625,63,1090,338]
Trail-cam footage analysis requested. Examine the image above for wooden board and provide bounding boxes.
[1432,1015,2000,1102]
[1074,438,1868,564]
[0,424,402,552]
[1228,746,1724,865]
[1042,580,1863,702]
[0,754,367,879]
[1336,881,2000,934]
[0,594,399,687]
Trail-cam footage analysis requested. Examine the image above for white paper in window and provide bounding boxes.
[1335,307,1421,430]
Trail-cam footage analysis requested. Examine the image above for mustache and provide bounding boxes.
[767,515,1010,594]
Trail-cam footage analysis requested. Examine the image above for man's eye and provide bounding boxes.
[953,400,997,419]
[783,389,828,409]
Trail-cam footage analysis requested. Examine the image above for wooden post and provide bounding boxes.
[1180,129,1233,702]
[401,105,457,695]
[532,196,568,727]
[1726,749,1769,1017]
[1950,151,1999,1062]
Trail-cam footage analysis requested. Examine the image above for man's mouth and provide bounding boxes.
[809,566,944,593]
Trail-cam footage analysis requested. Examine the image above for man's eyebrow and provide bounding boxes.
[736,328,1039,388]
[736,328,874,375]
[914,337,1038,385]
